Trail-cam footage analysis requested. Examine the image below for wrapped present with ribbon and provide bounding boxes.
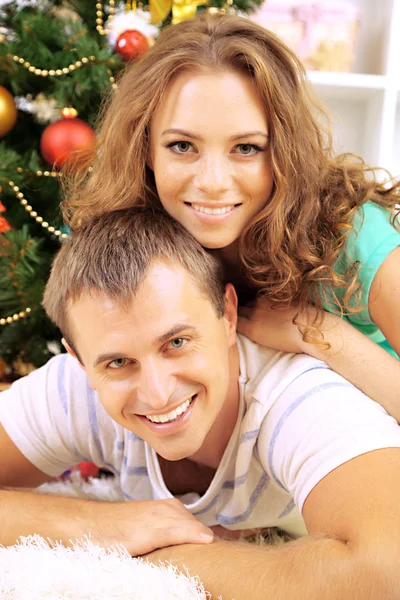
[251,1,360,73]
[150,0,210,25]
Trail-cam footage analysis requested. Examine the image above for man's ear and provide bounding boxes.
[223,283,238,347]
[61,338,85,371]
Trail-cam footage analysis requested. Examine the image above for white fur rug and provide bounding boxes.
[1,473,289,598]
[0,474,207,599]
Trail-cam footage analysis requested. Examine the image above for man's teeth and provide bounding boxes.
[191,204,235,215]
[146,397,193,424]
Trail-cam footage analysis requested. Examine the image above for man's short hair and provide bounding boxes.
[43,207,226,349]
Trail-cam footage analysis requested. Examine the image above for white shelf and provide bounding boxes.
[253,0,400,176]
[307,72,388,99]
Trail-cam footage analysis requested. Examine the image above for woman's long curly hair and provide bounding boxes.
[62,12,400,319]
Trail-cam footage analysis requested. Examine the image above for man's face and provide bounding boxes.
[66,261,238,461]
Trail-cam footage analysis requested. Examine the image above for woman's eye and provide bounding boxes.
[169,338,186,349]
[235,144,262,155]
[169,141,193,154]
[108,358,129,369]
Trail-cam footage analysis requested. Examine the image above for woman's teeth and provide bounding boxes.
[191,204,235,215]
[146,397,194,424]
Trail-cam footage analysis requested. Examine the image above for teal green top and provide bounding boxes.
[323,202,400,358]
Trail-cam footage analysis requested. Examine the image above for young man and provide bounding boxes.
[1,207,400,599]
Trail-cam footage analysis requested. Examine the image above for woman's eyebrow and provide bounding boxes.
[162,128,202,140]
[161,128,268,141]
[229,131,269,141]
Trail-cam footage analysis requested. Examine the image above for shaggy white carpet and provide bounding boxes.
[0,535,207,600]
[0,474,208,599]
[0,473,289,598]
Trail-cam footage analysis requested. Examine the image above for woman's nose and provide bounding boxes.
[193,154,232,197]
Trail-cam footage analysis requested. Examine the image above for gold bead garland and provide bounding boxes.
[0,308,31,327]
[7,180,69,240]
[96,0,116,35]
[11,54,96,77]
[1,172,67,326]
[10,2,119,88]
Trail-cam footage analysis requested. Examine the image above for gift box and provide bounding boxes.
[251,1,360,73]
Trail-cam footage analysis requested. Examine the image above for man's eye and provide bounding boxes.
[108,358,129,369]
[168,141,193,153]
[169,338,186,349]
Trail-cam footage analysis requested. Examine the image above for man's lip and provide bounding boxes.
[136,394,197,418]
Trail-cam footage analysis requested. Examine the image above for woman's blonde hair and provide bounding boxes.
[62,12,400,318]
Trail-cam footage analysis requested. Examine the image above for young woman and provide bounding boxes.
[63,13,400,418]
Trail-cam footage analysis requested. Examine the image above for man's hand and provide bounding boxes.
[97,497,214,556]
[0,489,214,557]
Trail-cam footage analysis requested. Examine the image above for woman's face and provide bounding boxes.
[149,70,274,250]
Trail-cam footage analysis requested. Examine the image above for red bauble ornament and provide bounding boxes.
[40,115,96,168]
[115,29,149,62]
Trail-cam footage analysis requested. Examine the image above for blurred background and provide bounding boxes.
[0,0,399,385]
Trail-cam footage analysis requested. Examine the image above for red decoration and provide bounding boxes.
[0,216,11,233]
[40,116,96,168]
[78,461,100,480]
[0,201,11,232]
[115,29,149,62]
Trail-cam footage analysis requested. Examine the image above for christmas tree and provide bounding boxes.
[0,0,261,382]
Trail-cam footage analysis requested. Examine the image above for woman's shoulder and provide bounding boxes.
[339,201,400,267]
[352,201,397,231]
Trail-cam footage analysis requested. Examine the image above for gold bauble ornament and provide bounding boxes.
[0,86,17,137]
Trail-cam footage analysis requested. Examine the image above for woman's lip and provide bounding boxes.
[184,202,242,209]
[185,203,240,222]
[137,395,197,436]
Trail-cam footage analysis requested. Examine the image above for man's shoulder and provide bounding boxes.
[1,353,89,401]
[237,333,331,409]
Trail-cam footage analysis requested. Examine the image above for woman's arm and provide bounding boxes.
[369,246,400,356]
[237,296,400,423]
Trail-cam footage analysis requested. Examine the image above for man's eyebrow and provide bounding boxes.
[157,324,197,346]
[93,352,131,369]
[161,128,268,142]
[92,324,197,368]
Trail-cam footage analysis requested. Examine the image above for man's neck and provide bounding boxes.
[188,343,241,470]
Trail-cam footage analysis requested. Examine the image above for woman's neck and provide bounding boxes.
[214,242,258,307]
[218,240,240,267]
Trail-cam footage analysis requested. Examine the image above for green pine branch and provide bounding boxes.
[0,226,49,314]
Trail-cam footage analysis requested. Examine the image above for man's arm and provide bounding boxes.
[146,448,400,599]
[0,422,214,553]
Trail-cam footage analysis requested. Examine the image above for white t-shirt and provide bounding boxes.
[1,334,400,538]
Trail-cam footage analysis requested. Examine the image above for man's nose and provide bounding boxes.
[134,358,175,411]
[193,154,232,196]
